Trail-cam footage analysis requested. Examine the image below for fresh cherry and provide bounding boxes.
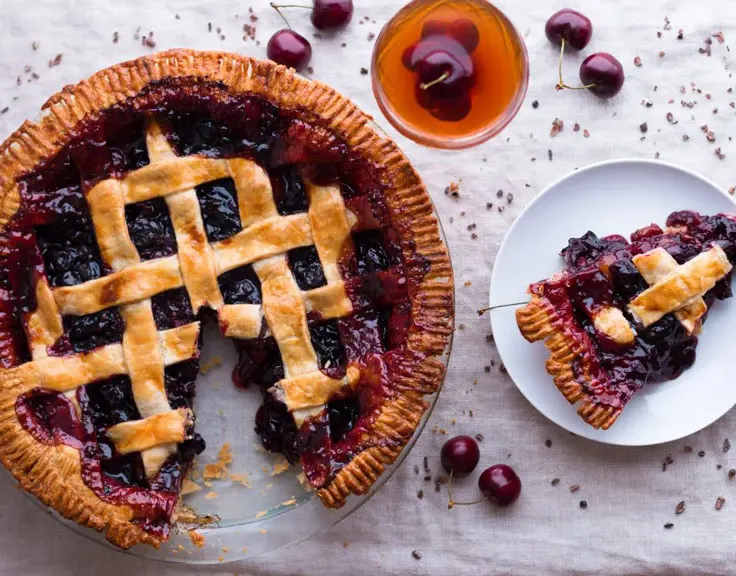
[312,0,353,29]
[270,1,353,30]
[417,49,474,100]
[579,52,625,99]
[478,464,522,506]
[421,18,480,53]
[545,9,593,51]
[267,29,313,71]
[441,435,480,477]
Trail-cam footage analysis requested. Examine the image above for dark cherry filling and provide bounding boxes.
[271,166,309,215]
[151,287,196,330]
[537,211,736,412]
[196,178,242,242]
[3,80,426,530]
[288,246,327,291]
[125,198,177,260]
[218,264,262,305]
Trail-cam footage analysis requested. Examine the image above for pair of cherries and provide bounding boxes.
[545,8,624,99]
[402,19,480,122]
[440,435,521,507]
[267,0,354,71]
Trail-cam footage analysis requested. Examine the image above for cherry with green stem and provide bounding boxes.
[267,3,313,71]
[270,0,353,30]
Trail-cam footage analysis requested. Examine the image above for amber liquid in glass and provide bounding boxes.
[373,0,528,147]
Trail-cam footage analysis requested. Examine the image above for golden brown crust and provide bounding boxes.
[0,50,454,548]
[516,297,619,430]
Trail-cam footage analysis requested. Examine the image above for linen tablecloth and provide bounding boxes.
[2,0,736,573]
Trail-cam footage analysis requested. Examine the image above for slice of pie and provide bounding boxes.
[516,210,736,429]
[0,50,454,549]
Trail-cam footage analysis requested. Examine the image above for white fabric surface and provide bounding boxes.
[2,0,736,574]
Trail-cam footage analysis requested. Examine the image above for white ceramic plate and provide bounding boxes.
[490,159,736,446]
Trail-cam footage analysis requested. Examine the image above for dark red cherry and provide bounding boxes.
[478,464,522,506]
[311,0,353,29]
[422,18,480,53]
[545,9,593,50]
[441,435,480,477]
[417,48,474,99]
[402,43,418,70]
[416,86,472,122]
[579,52,625,99]
[267,29,313,71]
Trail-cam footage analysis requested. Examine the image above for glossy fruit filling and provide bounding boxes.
[0,80,423,532]
[533,211,736,411]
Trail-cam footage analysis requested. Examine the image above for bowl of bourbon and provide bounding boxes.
[372,0,529,149]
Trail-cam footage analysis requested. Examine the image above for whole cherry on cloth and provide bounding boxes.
[545,9,593,51]
[268,0,353,30]
[267,29,313,71]
[478,464,522,506]
[579,52,625,99]
[440,435,481,477]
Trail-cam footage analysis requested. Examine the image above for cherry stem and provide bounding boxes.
[447,470,486,509]
[477,301,530,316]
[420,71,450,91]
[555,38,597,91]
[270,2,292,29]
[270,3,312,8]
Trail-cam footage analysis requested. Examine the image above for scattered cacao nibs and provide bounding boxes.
[341,42,347,48]
[0,107,8,115]
[713,31,725,44]
[548,149,553,161]
[675,501,686,515]
[724,439,731,453]
[551,478,560,486]
[657,31,663,39]
[444,182,460,198]
[32,41,39,50]
[569,484,580,493]
[716,148,726,160]
[659,50,665,57]
[551,118,564,137]
[729,468,736,478]
[484,366,491,373]
[175,13,180,19]
[681,100,695,108]
[532,99,539,109]
[579,500,588,509]
[48,54,63,68]
[717,464,723,470]
[423,456,429,473]
[486,202,493,210]
[545,439,552,448]
[485,334,494,343]
[417,490,424,499]
[683,134,690,141]
[134,26,141,39]
[573,122,581,132]
[499,363,507,374]
[15,77,20,87]
[434,480,441,493]
[30,72,40,81]
[142,32,156,48]
[664,523,674,529]
[583,129,590,138]
[706,131,716,142]
[475,433,484,442]
[730,187,736,196]
[716,497,726,511]
[208,22,212,32]
[367,33,375,41]
[634,56,642,67]
[360,67,368,75]
[666,112,677,124]
[640,122,649,133]
[698,450,706,457]
[412,550,422,560]
[496,189,503,198]
[684,445,693,453]
[423,475,431,482]
[112,31,119,43]
[413,464,419,474]
[306,66,314,74]
[507,193,514,203]
[677,29,684,40]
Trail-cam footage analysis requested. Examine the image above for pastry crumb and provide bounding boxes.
[259,529,268,534]
[181,478,202,495]
[282,498,297,506]
[199,356,223,374]
[255,510,267,519]
[188,530,205,548]
[204,491,219,500]
[203,443,233,480]
[229,472,252,488]
[271,455,291,476]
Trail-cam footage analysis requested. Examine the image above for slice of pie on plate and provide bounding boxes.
[0,50,454,548]
[517,210,735,429]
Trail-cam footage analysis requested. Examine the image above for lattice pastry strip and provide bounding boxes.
[629,245,732,328]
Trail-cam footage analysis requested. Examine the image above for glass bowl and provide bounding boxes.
[371,0,529,149]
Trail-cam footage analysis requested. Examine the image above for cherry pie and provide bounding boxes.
[517,210,736,429]
[0,51,453,548]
